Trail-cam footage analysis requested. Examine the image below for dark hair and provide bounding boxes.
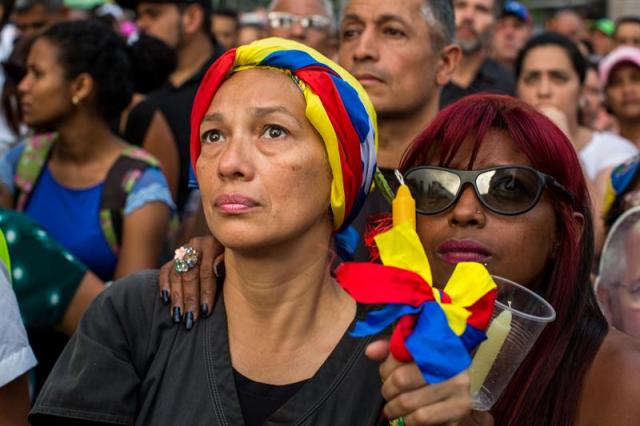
[515,32,587,85]
[615,15,640,37]
[0,0,14,27]
[127,33,176,94]
[1,35,33,134]
[213,7,238,22]
[14,0,62,13]
[38,20,133,121]
[400,94,607,426]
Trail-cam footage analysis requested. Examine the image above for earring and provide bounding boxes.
[72,96,80,106]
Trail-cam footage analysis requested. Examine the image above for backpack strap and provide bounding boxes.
[14,133,58,211]
[99,146,159,254]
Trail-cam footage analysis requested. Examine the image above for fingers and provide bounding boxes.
[384,371,471,426]
[197,237,218,318]
[381,362,425,402]
[158,259,172,304]
[169,266,184,324]
[365,339,390,362]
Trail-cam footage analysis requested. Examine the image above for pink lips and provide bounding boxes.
[437,240,492,265]
[214,193,259,214]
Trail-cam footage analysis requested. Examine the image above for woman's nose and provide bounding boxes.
[216,138,254,181]
[448,185,486,228]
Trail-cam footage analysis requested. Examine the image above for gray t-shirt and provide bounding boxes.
[30,270,388,425]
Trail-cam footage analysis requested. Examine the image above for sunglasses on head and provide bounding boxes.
[403,165,575,216]
[267,12,331,30]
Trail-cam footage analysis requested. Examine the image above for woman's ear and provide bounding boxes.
[572,211,585,243]
[70,72,94,106]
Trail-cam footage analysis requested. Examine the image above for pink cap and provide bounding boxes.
[600,46,640,86]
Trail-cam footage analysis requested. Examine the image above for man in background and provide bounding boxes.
[490,0,532,72]
[615,16,640,48]
[440,0,515,107]
[267,0,335,57]
[11,0,67,37]
[136,0,223,214]
[211,7,238,50]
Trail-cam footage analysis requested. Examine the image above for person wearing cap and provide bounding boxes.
[135,0,224,215]
[600,46,640,148]
[490,0,532,72]
[614,16,640,48]
[590,18,615,58]
[440,0,516,108]
[29,38,472,426]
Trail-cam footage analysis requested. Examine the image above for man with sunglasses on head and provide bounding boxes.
[266,0,336,57]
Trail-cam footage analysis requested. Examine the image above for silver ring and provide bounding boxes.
[174,246,199,273]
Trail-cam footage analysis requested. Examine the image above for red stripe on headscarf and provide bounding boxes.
[190,48,237,174]
[295,69,363,221]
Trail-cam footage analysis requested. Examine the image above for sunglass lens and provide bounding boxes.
[477,168,541,214]
[406,169,460,214]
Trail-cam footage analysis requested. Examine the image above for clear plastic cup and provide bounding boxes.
[469,276,556,411]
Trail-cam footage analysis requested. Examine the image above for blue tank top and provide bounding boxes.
[25,167,116,281]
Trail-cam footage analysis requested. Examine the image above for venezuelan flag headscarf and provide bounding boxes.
[190,38,377,231]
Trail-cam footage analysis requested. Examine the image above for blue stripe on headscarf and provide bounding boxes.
[261,49,334,73]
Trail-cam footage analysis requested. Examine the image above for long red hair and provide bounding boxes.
[400,94,607,425]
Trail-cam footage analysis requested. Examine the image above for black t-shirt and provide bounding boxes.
[439,57,516,109]
[148,45,224,213]
[30,270,388,425]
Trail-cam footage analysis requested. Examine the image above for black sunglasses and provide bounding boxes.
[403,165,575,216]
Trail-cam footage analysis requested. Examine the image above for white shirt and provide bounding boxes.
[0,262,37,387]
[580,132,638,181]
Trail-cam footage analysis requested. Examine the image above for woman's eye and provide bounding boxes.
[201,129,223,144]
[262,125,288,139]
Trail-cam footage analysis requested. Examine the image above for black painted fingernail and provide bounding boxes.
[161,290,170,304]
[172,307,182,323]
[200,303,209,316]
[185,311,194,331]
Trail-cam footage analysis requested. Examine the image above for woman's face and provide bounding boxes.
[18,38,74,128]
[605,62,640,122]
[196,69,332,252]
[415,129,558,289]
[517,45,582,121]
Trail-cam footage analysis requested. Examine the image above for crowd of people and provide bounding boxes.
[1,0,640,425]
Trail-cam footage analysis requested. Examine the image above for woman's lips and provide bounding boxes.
[214,193,259,214]
[436,239,492,265]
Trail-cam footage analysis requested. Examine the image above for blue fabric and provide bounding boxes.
[349,301,475,384]
[24,166,172,281]
[0,143,25,193]
[406,302,472,384]
[123,168,175,215]
[349,304,422,337]
[612,154,640,194]
[25,168,115,281]
[460,324,487,353]
[335,225,360,261]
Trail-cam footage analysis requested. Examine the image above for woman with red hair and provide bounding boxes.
[153,89,640,423]
[400,93,640,425]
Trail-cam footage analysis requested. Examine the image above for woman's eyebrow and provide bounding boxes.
[251,106,303,127]
[202,112,224,124]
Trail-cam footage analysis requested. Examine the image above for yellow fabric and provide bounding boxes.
[374,223,496,336]
[0,230,11,284]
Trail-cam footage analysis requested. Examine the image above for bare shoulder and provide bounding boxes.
[577,329,640,426]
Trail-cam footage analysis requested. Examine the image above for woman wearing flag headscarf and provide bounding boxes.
[29,38,472,426]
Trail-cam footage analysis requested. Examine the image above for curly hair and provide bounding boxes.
[38,20,133,121]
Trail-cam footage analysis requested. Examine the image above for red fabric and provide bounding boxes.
[336,263,434,306]
[466,289,497,330]
[390,315,416,362]
[296,69,362,217]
